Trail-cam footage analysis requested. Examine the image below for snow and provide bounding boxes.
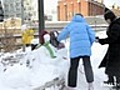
[0,31,113,90]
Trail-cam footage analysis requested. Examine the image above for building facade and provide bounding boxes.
[3,0,21,19]
[3,0,35,24]
[57,0,105,21]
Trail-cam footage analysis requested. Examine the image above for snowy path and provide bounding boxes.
[76,43,110,90]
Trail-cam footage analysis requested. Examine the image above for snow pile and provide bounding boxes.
[1,64,31,88]
[0,43,69,90]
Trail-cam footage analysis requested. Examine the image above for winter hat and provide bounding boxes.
[39,30,48,45]
[21,24,27,31]
[104,7,116,22]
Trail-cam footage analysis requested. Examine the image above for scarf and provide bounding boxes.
[35,42,56,58]
[44,41,56,58]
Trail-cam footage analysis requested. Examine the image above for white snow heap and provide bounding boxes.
[31,38,39,44]
[43,34,50,42]
[0,31,112,90]
[1,64,31,88]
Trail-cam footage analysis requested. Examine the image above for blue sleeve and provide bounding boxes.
[57,24,70,41]
[86,25,95,45]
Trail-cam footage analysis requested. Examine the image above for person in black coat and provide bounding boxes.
[97,7,120,86]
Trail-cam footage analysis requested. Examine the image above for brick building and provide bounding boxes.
[57,0,105,21]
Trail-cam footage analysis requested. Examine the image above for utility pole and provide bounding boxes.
[0,1,4,22]
[21,0,26,52]
[38,0,45,40]
[21,0,24,25]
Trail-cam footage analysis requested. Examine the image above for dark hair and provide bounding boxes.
[49,30,60,47]
[75,13,83,17]
[39,30,48,45]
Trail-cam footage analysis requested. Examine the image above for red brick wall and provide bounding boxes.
[57,0,104,21]
[81,0,89,16]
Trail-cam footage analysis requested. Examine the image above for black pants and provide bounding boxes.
[68,56,94,87]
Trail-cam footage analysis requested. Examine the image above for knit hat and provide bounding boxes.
[104,7,116,22]
[39,30,48,45]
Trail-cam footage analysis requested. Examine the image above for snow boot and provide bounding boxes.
[113,77,120,89]
[88,82,94,90]
[116,77,120,84]
[63,86,77,90]
[104,76,115,85]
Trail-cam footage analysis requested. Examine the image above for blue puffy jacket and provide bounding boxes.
[57,15,95,58]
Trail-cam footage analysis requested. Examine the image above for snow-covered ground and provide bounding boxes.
[0,31,113,90]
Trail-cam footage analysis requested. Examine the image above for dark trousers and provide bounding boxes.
[68,56,94,87]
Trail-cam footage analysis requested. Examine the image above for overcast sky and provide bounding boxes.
[103,0,120,8]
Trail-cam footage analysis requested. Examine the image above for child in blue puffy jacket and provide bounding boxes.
[57,13,95,90]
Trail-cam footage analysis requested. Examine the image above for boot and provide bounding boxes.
[116,77,120,84]
[115,77,120,89]
[63,86,77,90]
[104,76,115,85]
[88,82,94,90]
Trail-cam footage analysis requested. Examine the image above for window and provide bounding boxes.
[57,6,60,21]
[64,4,67,21]
[16,3,20,7]
[78,2,81,13]
[16,14,21,17]
[71,3,74,17]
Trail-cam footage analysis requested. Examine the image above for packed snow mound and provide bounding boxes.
[0,44,69,89]
[1,64,31,88]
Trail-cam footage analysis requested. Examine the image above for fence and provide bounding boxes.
[0,23,108,50]
[33,77,65,90]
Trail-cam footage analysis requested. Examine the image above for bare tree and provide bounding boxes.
[1,18,17,52]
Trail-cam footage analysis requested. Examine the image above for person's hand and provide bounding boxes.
[98,39,105,45]
[95,36,99,42]
[95,37,105,45]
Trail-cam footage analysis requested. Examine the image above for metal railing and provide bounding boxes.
[0,24,108,50]
[0,24,108,39]
[33,77,65,90]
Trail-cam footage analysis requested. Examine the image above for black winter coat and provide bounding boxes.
[99,18,120,77]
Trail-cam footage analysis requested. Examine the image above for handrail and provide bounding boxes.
[0,24,108,39]
[33,77,65,90]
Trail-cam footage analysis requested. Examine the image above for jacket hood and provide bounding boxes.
[71,15,85,22]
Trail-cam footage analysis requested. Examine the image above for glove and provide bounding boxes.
[99,39,105,45]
